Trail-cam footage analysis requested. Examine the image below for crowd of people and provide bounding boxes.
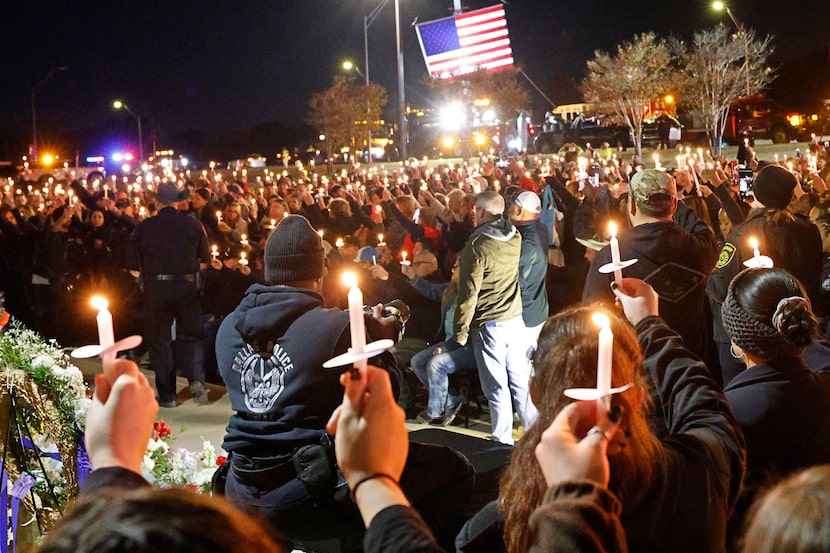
[4,137,830,552]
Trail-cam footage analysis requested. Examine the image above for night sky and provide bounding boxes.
[2,0,828,160]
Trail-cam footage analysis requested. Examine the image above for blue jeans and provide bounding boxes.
[473,316,538,444]
[411,341,477,418]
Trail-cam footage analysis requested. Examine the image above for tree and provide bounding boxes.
[306,75,387,170]
[425,67,530,158]
[677,25,774,155]
[582,32,674,160]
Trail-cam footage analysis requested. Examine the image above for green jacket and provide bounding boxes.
[453,218,523,344]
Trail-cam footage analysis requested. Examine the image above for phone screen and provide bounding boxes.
[738,168,753,198]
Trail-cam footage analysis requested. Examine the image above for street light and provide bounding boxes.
[343,59,373,163]
[31,66,68,162]
[395,0,406,160]
[362,0,406,160]
[112,100,143,162]
[713,2,751,97]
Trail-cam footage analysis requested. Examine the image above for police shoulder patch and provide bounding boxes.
[716,243,736,269]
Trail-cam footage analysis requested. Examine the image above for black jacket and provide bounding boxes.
[706,208,822,342]
[584,202,719,358]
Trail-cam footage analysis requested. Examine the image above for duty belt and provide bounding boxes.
[150,273,196,282]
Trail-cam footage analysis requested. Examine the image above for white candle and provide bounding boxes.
[400,250,410,266]
[216,210,222,222]
[239,251,248,266]
[749,237,760,263]
[343,272,367,379]
[608,222,623,288]
[240,233,248,245]
[211,245,218,260]
[91,296,115,357]
[593,312,613,415]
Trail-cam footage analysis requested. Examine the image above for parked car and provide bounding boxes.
[534,114,631,153]
[227,154,267,170]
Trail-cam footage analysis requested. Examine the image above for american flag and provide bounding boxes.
[416,4,514,80]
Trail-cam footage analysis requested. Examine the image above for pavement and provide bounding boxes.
[74,357,502,453]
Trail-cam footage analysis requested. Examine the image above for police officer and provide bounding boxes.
[126,182,210,407]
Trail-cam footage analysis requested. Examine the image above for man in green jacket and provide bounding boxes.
[453,190,538,444]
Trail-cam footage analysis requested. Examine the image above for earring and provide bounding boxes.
[729,343,742,359]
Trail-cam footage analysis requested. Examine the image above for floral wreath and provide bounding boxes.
[0,318,92,535]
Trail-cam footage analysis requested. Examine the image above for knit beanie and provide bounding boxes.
[752,165,796,209]
[264,215,325,283]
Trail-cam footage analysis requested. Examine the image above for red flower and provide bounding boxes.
[153,420,172,440]
[215,455,228,466]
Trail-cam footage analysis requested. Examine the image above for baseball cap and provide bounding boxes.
[513,191,542,214]
[629,169,676,204]
[354,246,380,263]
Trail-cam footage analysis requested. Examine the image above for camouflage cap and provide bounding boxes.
[629,169,676,204]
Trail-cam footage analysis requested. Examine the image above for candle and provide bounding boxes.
[400,250,410,266]
[343,272,367,381]
[216,210,222,222]
[377,233,386,247]
[593,312,613,415]
[240,233,248,246]
[239,252,248,266]
[211,245,218,260]
[335,237,344,248]
[90,296,115,358]
[608,222,623,288]
[270,218,276,230]
[749,237,760,263]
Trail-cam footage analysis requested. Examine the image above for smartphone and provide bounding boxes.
[588,164,601,187]
[738,168,754,199]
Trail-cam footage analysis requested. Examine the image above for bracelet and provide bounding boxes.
[349,473,399,502]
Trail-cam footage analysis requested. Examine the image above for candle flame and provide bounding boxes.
[335,238,344,248]
[90,296,108,310]
[749,237,758,250]
[608,221,617,238]
[592,312,611,329]
[342,271,358,288]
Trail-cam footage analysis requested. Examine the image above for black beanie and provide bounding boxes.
[752,165,796,209]
[264,215,325,283]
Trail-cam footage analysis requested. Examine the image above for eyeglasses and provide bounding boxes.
[412,261,435,267]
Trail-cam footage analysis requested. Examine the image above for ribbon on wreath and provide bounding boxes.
[76,432,91,488]
[1,468,8,553]
[1,470,36,553]
[9,474,35,553]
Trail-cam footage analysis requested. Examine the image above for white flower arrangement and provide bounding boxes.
[142,421,225,494]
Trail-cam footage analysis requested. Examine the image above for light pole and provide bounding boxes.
[395,0,407,159]
[31,66,68,162]
[714,2,751,97]
[112,100,143,162]
[362,0,393,163]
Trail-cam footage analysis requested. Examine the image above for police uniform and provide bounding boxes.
[126,184,210,404]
